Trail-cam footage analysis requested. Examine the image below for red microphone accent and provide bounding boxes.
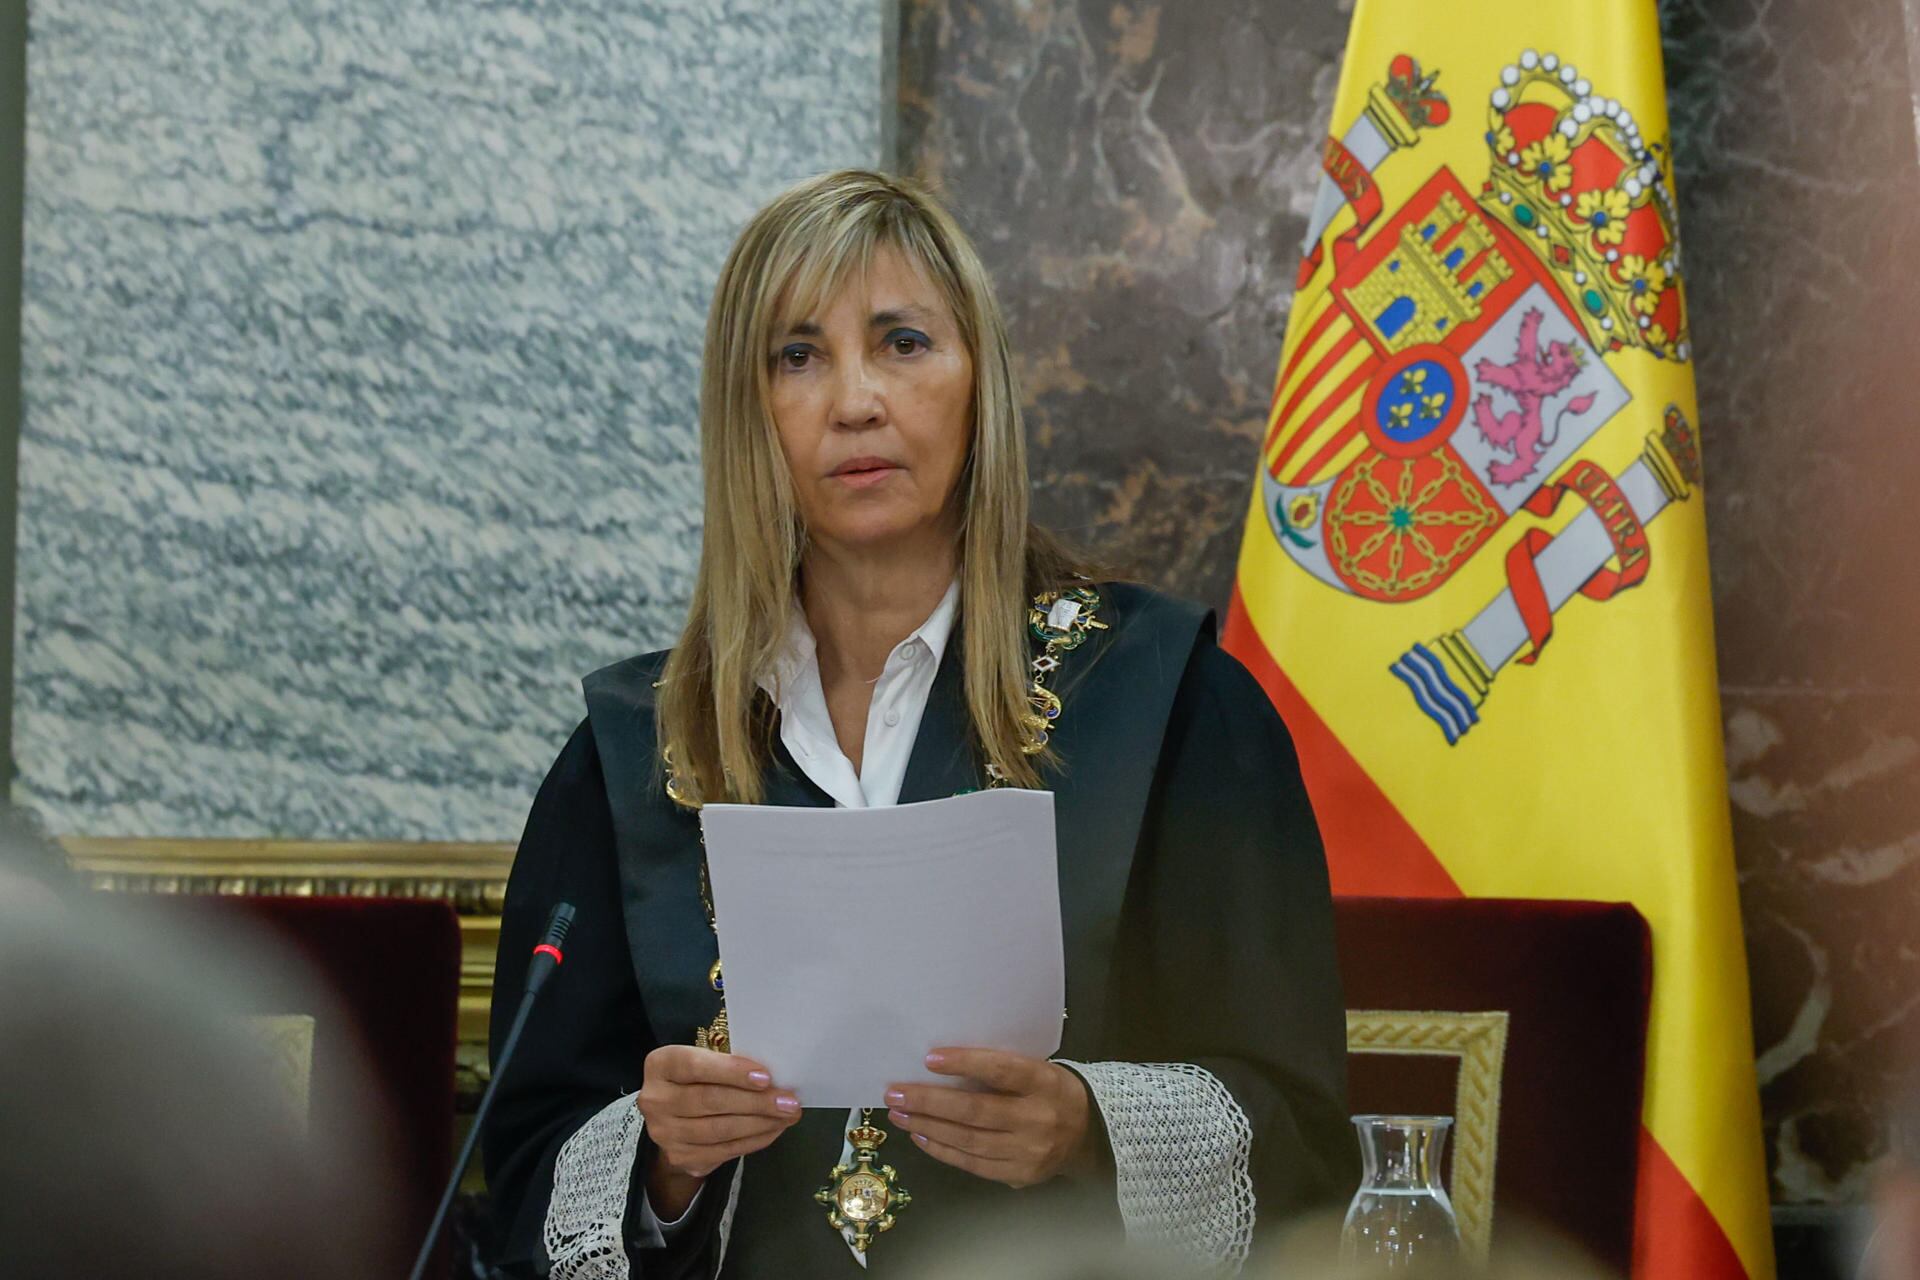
[533,944,564,965]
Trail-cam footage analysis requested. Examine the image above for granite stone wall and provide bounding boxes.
[899,0,1920,1212]
[14,0,882,840]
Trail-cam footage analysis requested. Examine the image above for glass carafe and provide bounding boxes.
[1339,1115,1461,1269]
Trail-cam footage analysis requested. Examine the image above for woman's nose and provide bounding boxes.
[830,359,884,429]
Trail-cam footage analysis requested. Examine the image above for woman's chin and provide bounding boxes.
[812,511,943,553]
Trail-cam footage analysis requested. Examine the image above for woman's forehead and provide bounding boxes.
[772,242,950,330]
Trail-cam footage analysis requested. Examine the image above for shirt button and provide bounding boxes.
[884,710,900,727]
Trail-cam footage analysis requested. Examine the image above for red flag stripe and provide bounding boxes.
[1273,297,1344,401]
[1265,326,1365,455]
[1633,1128,1751,1279]
[1267,361,1377,482]
[1289,410,1366,489]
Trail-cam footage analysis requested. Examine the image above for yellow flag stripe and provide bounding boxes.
[1268,314,1362,447]
[1267,348,1370,478]
[1274,289,1338,389]
[1271,388,1365,487]
[1270,357,1375,484]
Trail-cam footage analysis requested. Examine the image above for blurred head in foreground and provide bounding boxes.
[0,836,394,1278]
[902,1209,1617,1280]
[1860,1084,1920,1279]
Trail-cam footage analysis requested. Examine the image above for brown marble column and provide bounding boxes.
[1663,0,1920,1214]
[899,0,1348,602]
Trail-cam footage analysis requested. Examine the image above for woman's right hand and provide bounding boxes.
[638,1045,802,1215]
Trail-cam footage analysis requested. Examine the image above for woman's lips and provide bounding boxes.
[829,458,902,489]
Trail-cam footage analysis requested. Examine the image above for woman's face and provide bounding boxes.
[766,245,974,556]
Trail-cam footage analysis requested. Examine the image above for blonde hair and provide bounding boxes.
[656,169,1090,804]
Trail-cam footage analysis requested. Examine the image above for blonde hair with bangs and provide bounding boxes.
[657,169,1089,804]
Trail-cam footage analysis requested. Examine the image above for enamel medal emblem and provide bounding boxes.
[814,1117,912,1253]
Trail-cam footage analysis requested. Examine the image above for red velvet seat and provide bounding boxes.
[1334,897,1652,1274]
[122,894,461,1276]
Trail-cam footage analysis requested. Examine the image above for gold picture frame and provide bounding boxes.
[1345,1008,1511,1259]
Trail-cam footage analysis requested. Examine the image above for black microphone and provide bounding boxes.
[521,901,577,998]
[407,902,577,1280]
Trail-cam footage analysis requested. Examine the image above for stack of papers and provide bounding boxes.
[699,787,1065,1108]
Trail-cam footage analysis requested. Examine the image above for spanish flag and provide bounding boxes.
[1221,3,1773,1275]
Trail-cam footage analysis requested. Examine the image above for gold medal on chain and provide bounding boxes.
[815,1110,912,1253]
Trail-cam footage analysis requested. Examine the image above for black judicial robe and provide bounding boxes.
[483,583,1355,1277]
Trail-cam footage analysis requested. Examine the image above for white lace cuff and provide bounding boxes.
[1057,1060,1255,1272]
[542,1094,744,1280]
[544,1095,646,1279]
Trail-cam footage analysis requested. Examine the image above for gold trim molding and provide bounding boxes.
[61,836,515,912]
[1347,1008,1511,1260]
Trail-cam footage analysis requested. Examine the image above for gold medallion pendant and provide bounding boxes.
[814,1114,911,1253]
[694,956,729,1053]
[693,1006,729,1054]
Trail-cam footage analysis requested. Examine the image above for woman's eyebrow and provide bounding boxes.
[870,306,936,327]
[777,306,936,338]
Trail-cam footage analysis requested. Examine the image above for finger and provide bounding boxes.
[679,1082,802,1120]
[652,1044,775,1090]
[887,1108,1022,1161]
[885,1083,1017,1131]
[908,1130,1022,1185]
[924,1047,1043,1093]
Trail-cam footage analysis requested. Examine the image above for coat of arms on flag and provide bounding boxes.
[1261,50,1701,743]
[1226,6,1774,1276]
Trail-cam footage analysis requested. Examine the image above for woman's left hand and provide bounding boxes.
[884,1048,1092,1188]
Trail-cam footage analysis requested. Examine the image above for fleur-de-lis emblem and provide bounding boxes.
[1419,392,1447,420]
[1388,401,1415,429]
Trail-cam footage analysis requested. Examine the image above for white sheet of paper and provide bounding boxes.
[698,787,1064,1108]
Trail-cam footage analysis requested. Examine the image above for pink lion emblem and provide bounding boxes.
[1471,308,1597,486]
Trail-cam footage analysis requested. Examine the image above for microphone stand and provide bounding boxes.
[407,902,576,1280]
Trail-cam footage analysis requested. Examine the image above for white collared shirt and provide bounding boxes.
[758,579,961,808]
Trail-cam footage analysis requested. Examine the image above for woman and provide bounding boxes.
[483,170,1354,1278]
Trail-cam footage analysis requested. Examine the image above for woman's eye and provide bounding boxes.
[888,330,930,356]
[777,345,812,370]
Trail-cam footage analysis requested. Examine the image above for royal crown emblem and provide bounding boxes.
[1383,54,1451,132]
[1268,49,1700,744]
[1481,49,1687,362]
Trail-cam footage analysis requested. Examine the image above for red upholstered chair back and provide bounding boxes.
[1334,897,1652,1275]
[121,894,461,1276]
